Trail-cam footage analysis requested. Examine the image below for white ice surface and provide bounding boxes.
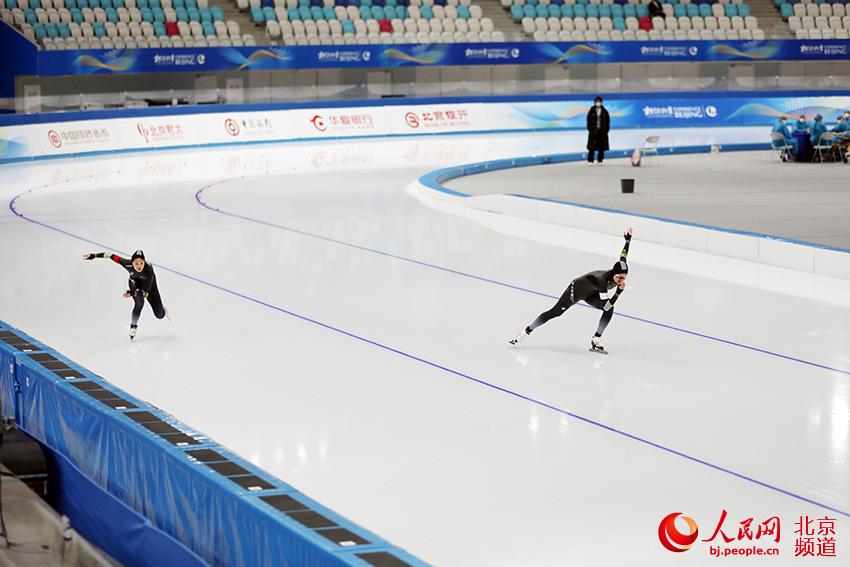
[0,129,848,566]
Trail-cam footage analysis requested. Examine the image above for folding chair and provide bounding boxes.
[642,135,660,164]
[770,132,791,162]
[813,131,836,162]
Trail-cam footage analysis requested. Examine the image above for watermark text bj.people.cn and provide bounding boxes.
[658,510,839,558]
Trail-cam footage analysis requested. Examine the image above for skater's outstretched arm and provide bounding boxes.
[83,252,128,265]
[618,228,633,261]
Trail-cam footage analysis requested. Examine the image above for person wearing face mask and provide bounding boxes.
[509,229,633,354]
[771,116,797,160]
[83,249,168,339]
[586,96,610,165]
[809,115,827,147]
[832,115,846,134]
[793,115,809,133]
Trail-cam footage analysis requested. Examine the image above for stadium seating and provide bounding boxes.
[505,0,766,41]
[1,0,255,47]
[243,0,501,45]
[777,0,850,39]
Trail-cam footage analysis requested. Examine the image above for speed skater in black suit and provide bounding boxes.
[509,228,633,354]
[83,249,168,339]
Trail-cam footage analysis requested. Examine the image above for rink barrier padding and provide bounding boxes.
[419,142,850,281]
[1,90,849,164]
[0,320,425,567]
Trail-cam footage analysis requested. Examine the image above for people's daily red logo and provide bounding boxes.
[405,112,420,128]
[659,512,699,553]
[47,130,62,148]
[224,118,240,137]
[310,115,327,132]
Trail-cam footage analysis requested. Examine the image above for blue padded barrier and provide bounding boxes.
[0,321,423,567]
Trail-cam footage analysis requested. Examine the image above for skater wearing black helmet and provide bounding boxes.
[83,249,167,339]
[509,228,633,354]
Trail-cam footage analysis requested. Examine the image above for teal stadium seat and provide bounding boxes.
[699,4,710,17]
[107,7,118,21]
[574,5,586,17]
[323,6,334,19]
[310,6,323,18]
[587,5,599,17]
[636,4,648,17]
[612,4,623,17]
[780,3,792,18]
[287,7,298,19]
[548,5,560,18]
[72,9,83,22]
[174,0,184,8]
[262,7,274,21]
[674,5,685,17]
[686,4,698,17]
[599,5,611,17]
[212,6,223,20]
[624,4,635,17]
[202,21,214,35]
[421,5,432,19]
[457,5,469,18]
[186,0,197,9]
[154,21,166,35]
[613,16,625,30]
[58,22,70,37]
[91,22,104,37]
[250,6,263,23]
[522,5,534,18]
[150,0,161,9]
[342,19,354,33]
[739,4,750,17]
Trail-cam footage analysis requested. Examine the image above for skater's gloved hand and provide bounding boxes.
[83,253,96,260]
[122,290,132,298]
[624,227,633,241]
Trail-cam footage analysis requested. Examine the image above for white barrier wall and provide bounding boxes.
[0,102,525,161]
[419,184,850,282]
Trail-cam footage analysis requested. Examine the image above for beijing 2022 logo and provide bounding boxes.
[658,512,699,553]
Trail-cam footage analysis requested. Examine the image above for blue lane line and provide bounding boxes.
[195,183,850,378]
[10,183,850,519]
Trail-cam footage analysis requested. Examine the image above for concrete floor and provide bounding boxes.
[447,150,850,249]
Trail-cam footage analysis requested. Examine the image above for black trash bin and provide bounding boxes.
[620,179,635,194]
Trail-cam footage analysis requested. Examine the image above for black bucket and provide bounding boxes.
[620,179,635,194]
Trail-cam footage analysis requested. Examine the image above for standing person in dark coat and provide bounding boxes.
[587,96,610,165]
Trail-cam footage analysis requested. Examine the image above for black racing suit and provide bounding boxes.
[94,253,165,327]
[527,237,630,337]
